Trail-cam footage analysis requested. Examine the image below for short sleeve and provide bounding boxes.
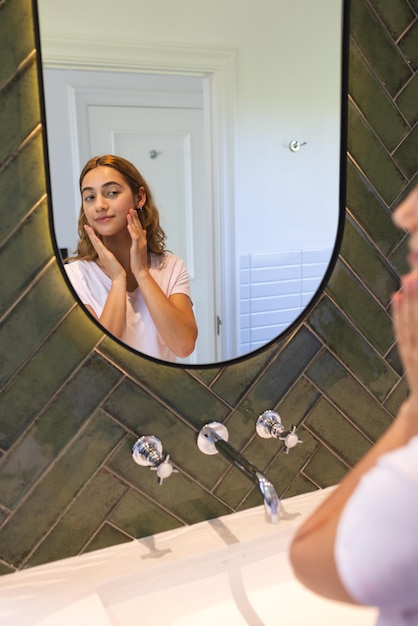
[64,261,108,317]
[335,436,418,613]
[150,254,192,300]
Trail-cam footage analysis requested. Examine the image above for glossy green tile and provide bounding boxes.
[327,260,394,354]
[350,0,412,96]
[276,376,322,424]
[0,131,47,243]
[108,490,184,539]
[0,0,35,88]
[385,339,403,378]
[282,475,318,499]
[234,326,321,419]
[107,438,231,523]
[235,429,283,476]
[303,446,349,488]
[408,0,418,12]
[0,307,104,450]
[25,471,129,567]
[308,298,398,402]
[391,172,418,207]
[305,397,371,466]
[306,350,394,440]
[389,236,409,276]
[393,123,418,179]
[0,202,52,317]
[0,353,123,509]
[397,73,418,128]
[213,465,257,510]
[398,22,418,72]
[0,411,125,567]
[211,340,282,405]
[348,103,407,205]
[103,376,191,437]
[191,367,223,386]
[216,406,261,449]
[345,162,403,256]
[340,215,399,304]
[371,0,415,40]
[99,338,231,428]
[0,263,75,387]
[83,523,132,554]
[384,376,408,417]
[0,59,41,168]
[349,44,409,152]
[236,484,268,512]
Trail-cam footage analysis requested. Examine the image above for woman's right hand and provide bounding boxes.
[83,224,128,339]
[84,225,126,283]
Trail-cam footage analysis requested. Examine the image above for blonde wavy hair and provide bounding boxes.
[69,155,167,261]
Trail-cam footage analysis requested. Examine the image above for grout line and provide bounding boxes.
[0,49,37,95]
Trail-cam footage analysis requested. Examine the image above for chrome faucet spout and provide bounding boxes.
[197,422,279,523]
[256,471,279,524]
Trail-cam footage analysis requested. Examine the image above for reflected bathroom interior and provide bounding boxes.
[38,0,345,365]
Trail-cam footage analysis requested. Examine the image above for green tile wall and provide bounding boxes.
[0,0,417,574]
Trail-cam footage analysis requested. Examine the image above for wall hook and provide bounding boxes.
[149,149,161,159]
[288,140,307,152]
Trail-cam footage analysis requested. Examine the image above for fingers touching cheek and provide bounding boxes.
[393,273,418,352]
[402,271,418,294]
[84,224,96,237]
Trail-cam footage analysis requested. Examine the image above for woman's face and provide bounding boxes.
[81,166,144,237]
[393,185,418,270]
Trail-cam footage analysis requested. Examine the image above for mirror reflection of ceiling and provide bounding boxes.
[38,0,345,367]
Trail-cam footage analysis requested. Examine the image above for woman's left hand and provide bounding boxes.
[126,208,197,357]
[127,209,149,277]
[393,269,418,401]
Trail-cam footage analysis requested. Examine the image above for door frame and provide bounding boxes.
[41,37,238,361]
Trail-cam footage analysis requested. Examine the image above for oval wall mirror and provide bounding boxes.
[37,0,349,367]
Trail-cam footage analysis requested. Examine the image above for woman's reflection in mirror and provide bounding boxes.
[64,154,198,362]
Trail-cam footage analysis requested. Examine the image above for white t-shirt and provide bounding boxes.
[335,435,418,625]
[64,253,192,362]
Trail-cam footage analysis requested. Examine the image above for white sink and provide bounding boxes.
[0,488,377,626]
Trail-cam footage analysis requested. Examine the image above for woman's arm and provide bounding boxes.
[289,270,418,603]
[289,401,418,602]
[136,273,197,358]
[128,210,198,358]
[84,276,127,339]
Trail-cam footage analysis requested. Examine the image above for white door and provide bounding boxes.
[87,104,216,364]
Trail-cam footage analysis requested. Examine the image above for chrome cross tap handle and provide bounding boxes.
[256,410,302,453]
[132,436,178,485]
[151,453,177,484]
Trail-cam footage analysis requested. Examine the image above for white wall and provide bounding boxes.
[38,0,343,256]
